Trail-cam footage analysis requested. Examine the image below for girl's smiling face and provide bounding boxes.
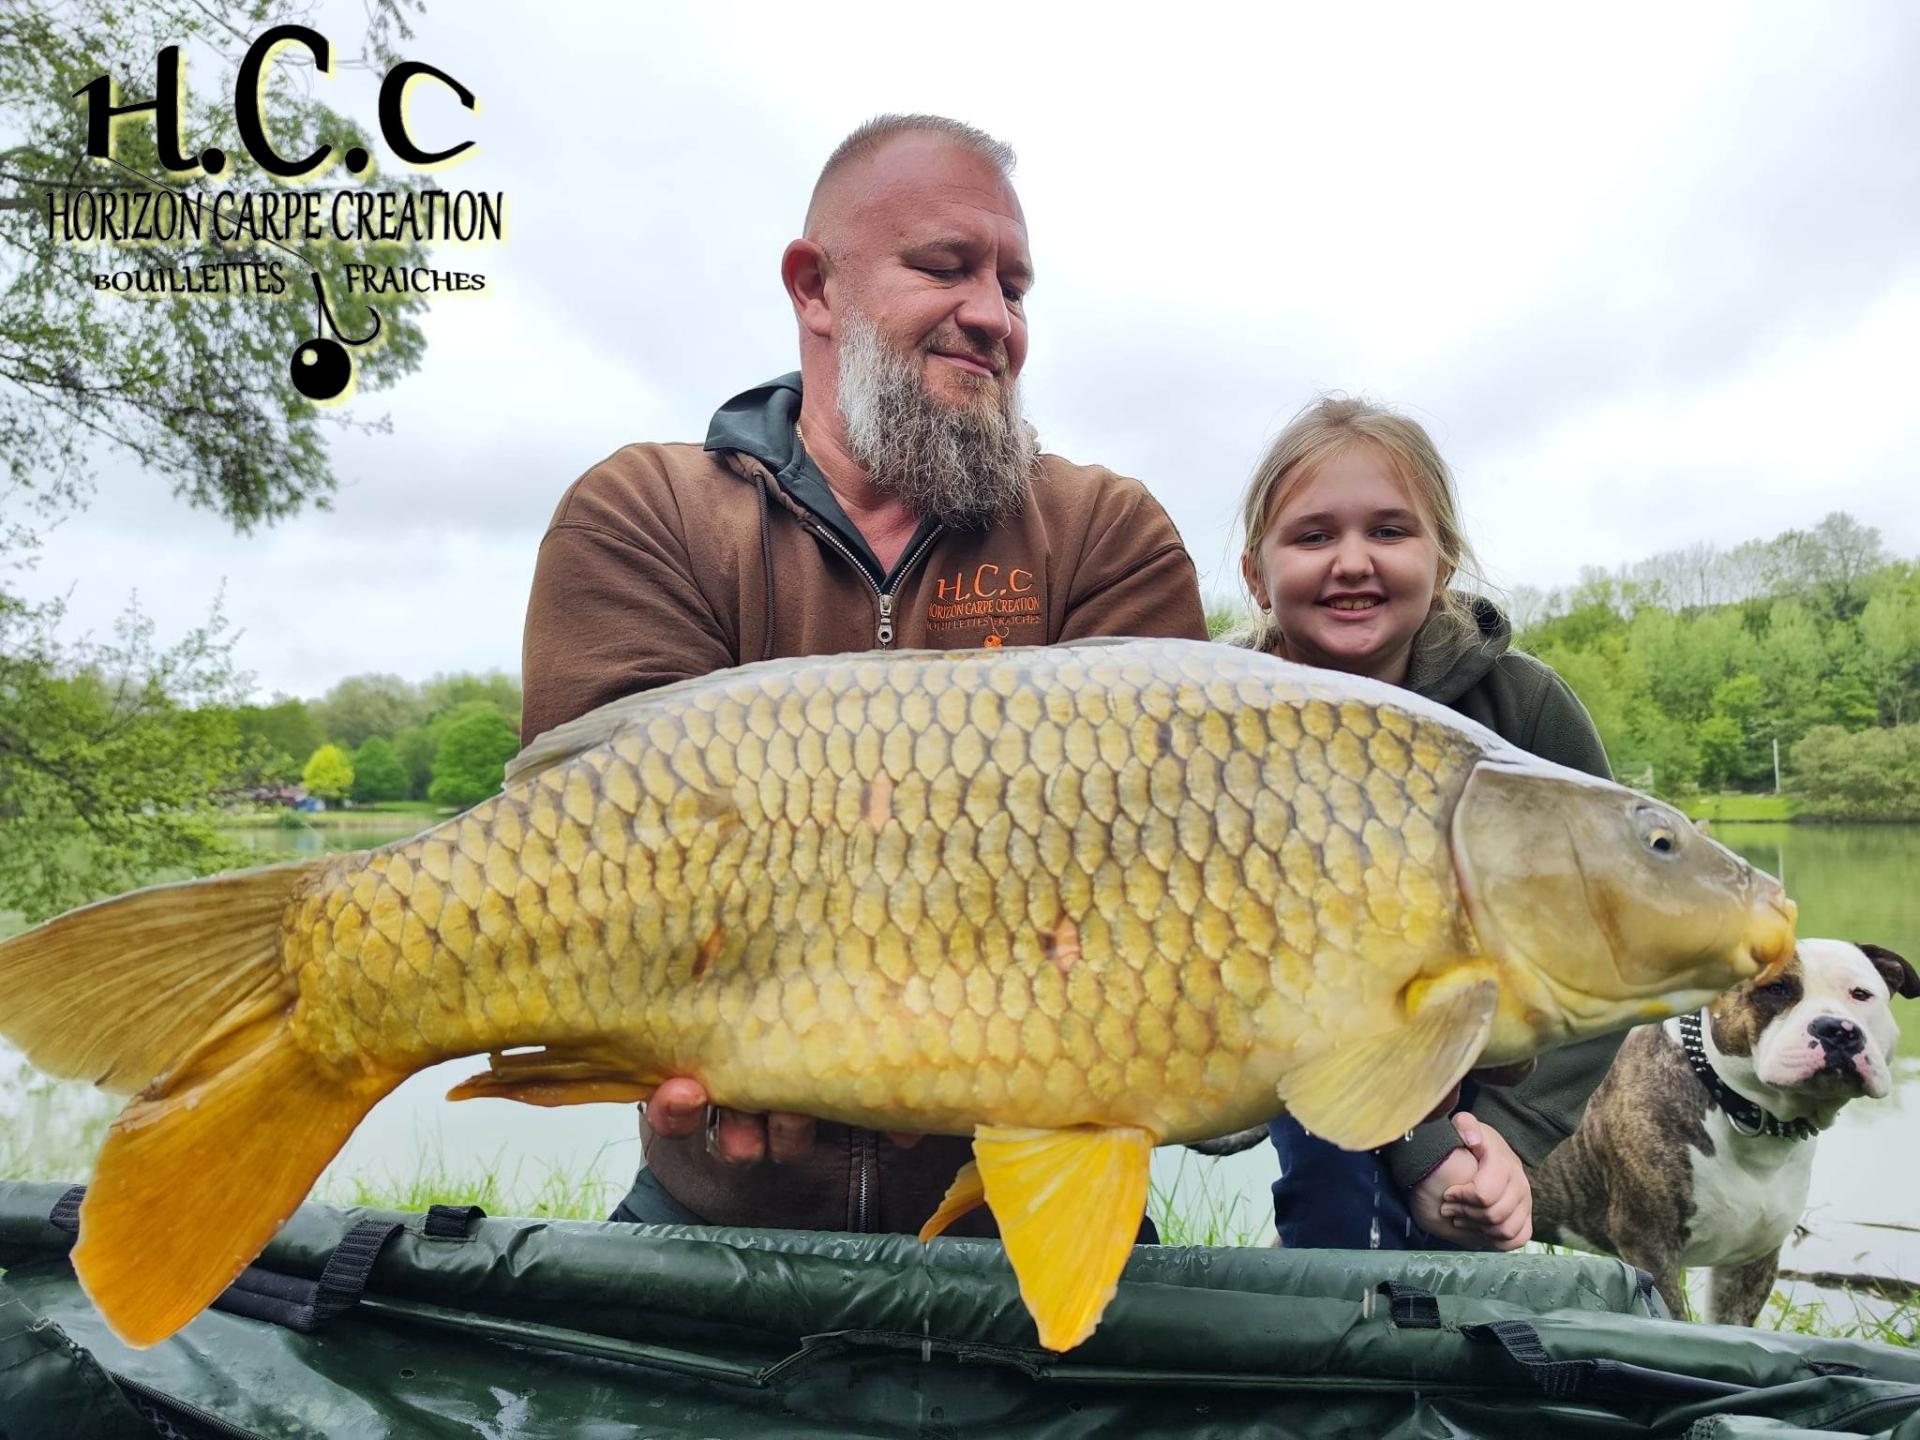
[1241,443,1442,685]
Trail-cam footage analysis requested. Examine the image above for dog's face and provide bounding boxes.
[1708,939,1916,1100]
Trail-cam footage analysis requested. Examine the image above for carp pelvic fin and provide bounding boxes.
[970,1124,1154,1352]
[1275,974,1499,1151]
[918,1160,986,1241]
[447,1048,657,1108]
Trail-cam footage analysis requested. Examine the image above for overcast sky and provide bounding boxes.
[18,1,1920,701]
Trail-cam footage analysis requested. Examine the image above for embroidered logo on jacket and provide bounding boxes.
[927,563,1042,640]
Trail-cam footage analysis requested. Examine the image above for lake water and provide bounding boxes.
[3,818,1913,1261]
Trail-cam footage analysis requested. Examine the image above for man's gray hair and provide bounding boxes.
[806,115,1016,233]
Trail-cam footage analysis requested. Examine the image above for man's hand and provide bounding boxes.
[642,1077,923,1163]
[1408,1112,1532,1250]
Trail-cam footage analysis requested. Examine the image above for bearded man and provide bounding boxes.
[521,115,1207,1233]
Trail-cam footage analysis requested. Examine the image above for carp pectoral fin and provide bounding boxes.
[918,1161,986,1241]
[971,1124,1154,1352]
[446,1049,657,1108]
[1275,977,1499,1151]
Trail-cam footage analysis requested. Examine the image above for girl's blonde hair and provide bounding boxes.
[1235,395,1485,655]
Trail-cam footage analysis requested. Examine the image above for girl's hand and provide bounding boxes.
[1409,1112,1533,1250]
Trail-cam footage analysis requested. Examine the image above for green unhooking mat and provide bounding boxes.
[0,1180,1915,1438]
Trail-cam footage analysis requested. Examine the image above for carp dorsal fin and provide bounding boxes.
[1275,973,1499,1150]
[968,1123,1155,1351]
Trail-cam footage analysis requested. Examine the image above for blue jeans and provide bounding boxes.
[1268,1112,1465,1251]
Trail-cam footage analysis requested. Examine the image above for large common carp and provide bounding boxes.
[0,639,1794,1352]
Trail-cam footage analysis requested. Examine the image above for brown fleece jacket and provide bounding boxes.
[521,374,1207,1234]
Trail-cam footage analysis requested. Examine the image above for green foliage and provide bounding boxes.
[0,593,249,922]
[421,671,522,730]
[233,697,324,783]
[392,724,438,800]
[1517,513,1920,806]
[1789,725,1920,820]
[1204,599,1247,641]
[1685,792,1797,822]
[0,1,432,920]
[428,709,519,809]
[301,742,354,802]
[350,736,409,803]
[0,0,429,521]
[313,674,427,750]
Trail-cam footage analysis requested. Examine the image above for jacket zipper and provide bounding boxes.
[805,513,939,1231]
[806,522,943,649]
[856,1129,872,1231]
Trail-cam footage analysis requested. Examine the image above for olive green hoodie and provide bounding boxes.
[1232,596,1619,1185]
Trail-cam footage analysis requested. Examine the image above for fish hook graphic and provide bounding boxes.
[105,157,381,405]
[291,272,382,402]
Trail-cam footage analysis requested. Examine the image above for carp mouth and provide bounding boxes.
[1743,892,1799,983]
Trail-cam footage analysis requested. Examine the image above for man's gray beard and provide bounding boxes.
[836,312,1037,531]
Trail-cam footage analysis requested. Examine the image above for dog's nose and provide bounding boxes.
[1808,1015,1864,1056]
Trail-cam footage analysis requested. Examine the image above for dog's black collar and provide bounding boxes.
[1678,1010,1819,1142]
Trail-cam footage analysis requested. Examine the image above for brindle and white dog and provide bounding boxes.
[1533,939,1917,1325]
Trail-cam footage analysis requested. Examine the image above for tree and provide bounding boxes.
[428,709,519,809]
[350,736,409,803]
[1695,716,1745,792]
[1862,586,1920,724]
[0,1,430,525]
[313,674,425,750]
[392,724,438,800]
[0,1,432,918]
[421,672,523,729]
[1790,725,1920,820]
[231,696,324,782]
[0,594,247,922]
[301,743,354,803]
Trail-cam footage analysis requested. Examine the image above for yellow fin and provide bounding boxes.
[447,1048,656,1107]
[0,859,328,1093]
[0,854,409,1347]
[918,1160,986,1241]
[76,1013,401,1348]
[1275,974,1499,1151]
[971,1124,1154,1352]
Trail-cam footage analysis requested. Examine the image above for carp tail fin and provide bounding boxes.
[0,860,324,1094]
[0,859,402,1347]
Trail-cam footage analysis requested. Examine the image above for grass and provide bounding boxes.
[1148,1149,1271,1247]
[216,800,447,829]
[0,1096,1905,1350]
[1761,1282,1916,1347]
[322,1142,622,1221]
[1686,792,1799,822]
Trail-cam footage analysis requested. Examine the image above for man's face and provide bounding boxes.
[823,136,1033,413]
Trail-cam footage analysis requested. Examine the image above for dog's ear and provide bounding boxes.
[1858,943,1920,999]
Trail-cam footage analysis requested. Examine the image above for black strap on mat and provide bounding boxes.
[1461,1318,1751,1403]
[1374,1280,1442,1329]
[47,1186,402,1335]
[212,1219,403,1332]
[423,1203,485,1238]
[1373,1279,1753,1406]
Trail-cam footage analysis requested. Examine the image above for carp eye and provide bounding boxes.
[1633,806,1681,857]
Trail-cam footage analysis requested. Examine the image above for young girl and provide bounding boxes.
[1233,395,1616,1252]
